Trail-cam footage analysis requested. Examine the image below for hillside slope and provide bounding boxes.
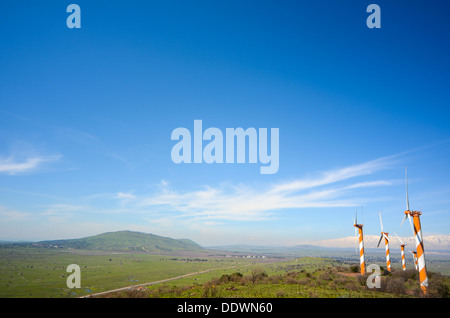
[35,230,204,252]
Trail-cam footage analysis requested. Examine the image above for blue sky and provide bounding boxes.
[0,1,449,246]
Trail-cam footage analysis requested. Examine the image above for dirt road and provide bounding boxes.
[79,267,233,298]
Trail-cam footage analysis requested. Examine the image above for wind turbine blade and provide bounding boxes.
[408,214,415,236]
[377,235,383,248]
[394,232,405,245]
[400,214,408,227]
[405,166,410,211]
[355,208,358,225]
[379,211,384,232]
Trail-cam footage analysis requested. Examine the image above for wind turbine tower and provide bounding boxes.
[394,232,407,271]
[401,167,428,294]
[411,251,418,271]
[353,209,365,275]
[377,212,391,272]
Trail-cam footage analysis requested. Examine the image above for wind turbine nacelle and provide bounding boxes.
[405,210,421,217]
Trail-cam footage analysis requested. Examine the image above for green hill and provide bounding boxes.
[35,230,204,252]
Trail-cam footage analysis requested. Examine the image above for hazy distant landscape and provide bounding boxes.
[0,231,448,298]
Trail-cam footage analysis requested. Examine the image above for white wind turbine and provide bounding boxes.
[377,211,391,272]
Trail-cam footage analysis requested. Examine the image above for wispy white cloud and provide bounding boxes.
[135,155,397,222]
[269,155,397,194]
[0,155,61,175]
[19,154,398,240]
[0,206,33,222]
[115,192,136,200]
[41,204,88,215]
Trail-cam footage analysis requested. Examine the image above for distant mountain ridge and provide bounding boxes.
[301,234,450,251]
[208,235,450,258]
[34,230,204,252]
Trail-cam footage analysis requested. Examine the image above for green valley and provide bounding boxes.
[0,231,448,298]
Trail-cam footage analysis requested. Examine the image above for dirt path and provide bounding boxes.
[79,266,238,298]
[337,272,360,277]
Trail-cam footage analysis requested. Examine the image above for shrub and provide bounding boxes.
[345,280,359,291]
[249,268,268,283]
[120,288,150,298]
[336,277,349,286]
[230,272,243,282]
[286,271,298,278]
[219,274,230,283]
[427,272,449,298]
[210,277,220,286]
[385,277,406,295]
[397,269,418,281]
[328,281,337,290]
[297,278,310,285]
[202,282,220,298]
[350,265,359,273]
[285,277,298,285]
[334,266,348,272]
[357,273,369,286]
[319,272,332,281]
[268,274,282,284]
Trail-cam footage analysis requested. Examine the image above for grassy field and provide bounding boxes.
[0,246,449,298]
[105,257,449,298]
[0,246,256,298]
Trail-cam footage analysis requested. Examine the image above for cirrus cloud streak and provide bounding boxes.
[136,154,399,222]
